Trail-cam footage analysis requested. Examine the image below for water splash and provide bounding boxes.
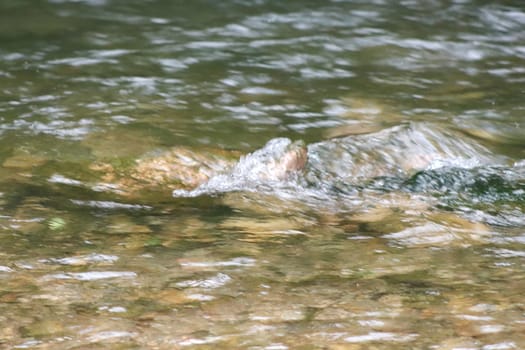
[173,123,524,227]
[175,123,506,197]
[173,137,307,197]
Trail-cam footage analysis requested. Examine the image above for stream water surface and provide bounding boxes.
[1,1,524,349]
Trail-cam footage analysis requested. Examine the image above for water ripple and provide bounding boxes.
[344,331,418,343]
[43,271,137,281]
[43,253,119,266]
[70,200,152,210]
[175,273,232,289]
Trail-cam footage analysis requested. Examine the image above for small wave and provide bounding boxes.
[42,253,119,266]
[344,331,418,343]
[48,174,84,186]
[70,200,152,210]
[43,271,137,281]
[175,273,232,289]
[178,257,256,268]
[87,331,136,342]
[173,138,307,198]
[0,266,13,273]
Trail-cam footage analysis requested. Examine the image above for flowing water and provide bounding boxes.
[1,1,525,349]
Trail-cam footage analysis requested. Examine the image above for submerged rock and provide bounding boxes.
[307,122,506,188]
[89,146,240,197]
[94,122,490,199]
[88,121,512,204]
[87,121,523,234]
[170,122,509,201]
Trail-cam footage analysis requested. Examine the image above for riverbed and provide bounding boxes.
[0,1,524,349]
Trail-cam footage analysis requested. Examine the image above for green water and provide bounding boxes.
[1,1,524,349]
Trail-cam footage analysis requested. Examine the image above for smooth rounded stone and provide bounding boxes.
[309,122,503,190]
[90,146,239,196]
[130,147,238,189]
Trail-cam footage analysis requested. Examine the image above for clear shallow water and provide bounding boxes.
[1,0,525,349]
